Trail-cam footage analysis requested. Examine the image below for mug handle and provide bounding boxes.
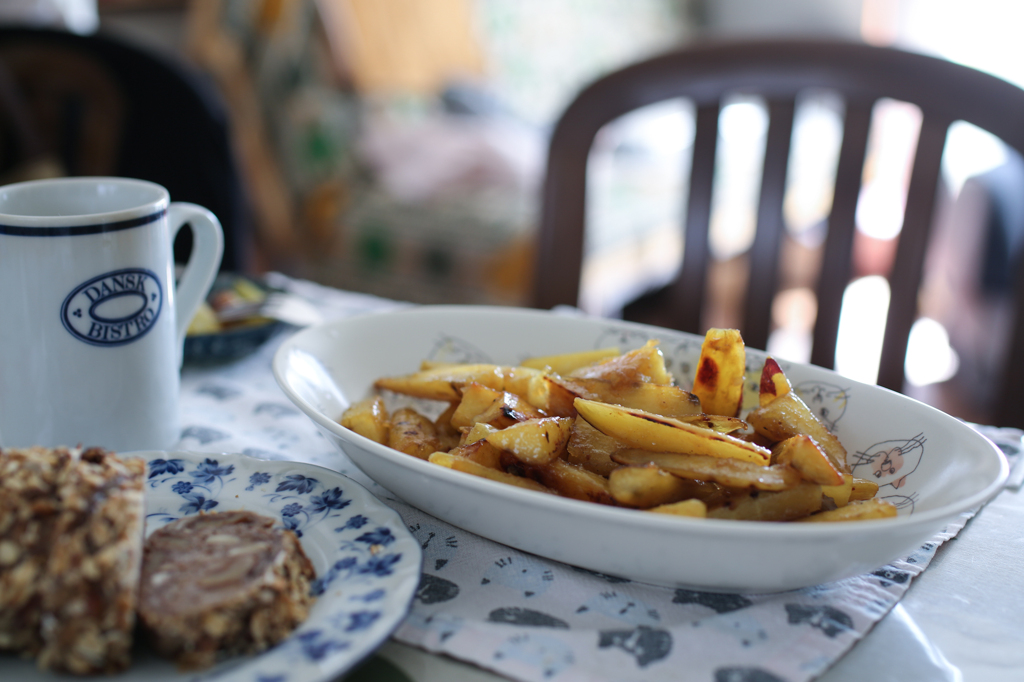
[168,202,224,358]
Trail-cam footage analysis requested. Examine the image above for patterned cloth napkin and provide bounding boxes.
[176,274,1021,682]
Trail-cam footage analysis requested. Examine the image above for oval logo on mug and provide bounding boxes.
[61,268,164,346]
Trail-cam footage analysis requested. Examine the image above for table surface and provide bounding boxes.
[357,482,1024,682]
[195,275,1024,682]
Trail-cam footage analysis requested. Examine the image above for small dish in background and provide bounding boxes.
[184,273,286,363]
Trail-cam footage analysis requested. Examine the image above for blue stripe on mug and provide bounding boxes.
[0,209,166,236]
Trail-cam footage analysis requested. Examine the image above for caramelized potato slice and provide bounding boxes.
[339,396,390,444]
[521,347,620,374]
[451,383,546,430]
[850,477,881,501]
[484,417,573,465]
[566,417,622,477]
[609,465,716,508]
[434,401,461,451]
[746,391,850,474]
[446,438,503,469]
[552,376,703,419]
[450,383,504,428]
[388,407,442,459]
[822,473,854,507]
[798,498,898,522]
[575,398,771,465]
[692,328,746,417]
[525,374,578,417]
[461,421,498,444]
[677,413,748,434]
[473,391,547,429]
[646,499,708,518]
[568,340,673,386]
[759,357,793,407]
[376,364,542,401]
[428,451,554,493]
[771,434,844,486]
[514,459,615,504]
[611,449,801,491]
[706,482,822,521]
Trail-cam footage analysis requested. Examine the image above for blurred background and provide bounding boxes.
[2,0,1022,425]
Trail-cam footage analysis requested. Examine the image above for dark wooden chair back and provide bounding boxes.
[0,27,250,272]
[531,38,1024,427]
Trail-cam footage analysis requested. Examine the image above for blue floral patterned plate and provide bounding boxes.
[0,450,422,682]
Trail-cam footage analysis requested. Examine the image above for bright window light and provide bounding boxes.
[943,122,1008,196]
[709,98,767,260]
[835,276,889,384]
[855,181,905,240]
[905,317,960,386]
[833,277,960,387]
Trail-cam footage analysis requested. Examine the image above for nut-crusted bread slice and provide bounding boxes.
[0,446,146,674]
[138,510,317,670]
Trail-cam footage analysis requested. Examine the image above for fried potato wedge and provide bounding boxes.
[525,374,579,417]
[822,473,854,507]
[339,396,390,444]
[434,401,462,451]
[565,417,622,477]
[473,391,547,429]
[759,357,792,407]
[608,464,718,508]
[462,421,497,444]
[692,328,746,417]
[676,413,748,434]
[706,482,822,521]
[521,347,620,373]
[611,449,800,491]
[514,458,615,504]
[552,376,703,419]
[746,391,850,474]
[798,498,898,522]
[484,417,572,465]
[850,477,881,502]
[451,383,546,430]
[388,407,443,459]
[772,434,844,486]
[575,398,771,465]
[646,499,708,518]
[428,451,555,493]
[450,382,504,428]
[448,435,504,468]
[376,364,542,401]
[568,340,673,386]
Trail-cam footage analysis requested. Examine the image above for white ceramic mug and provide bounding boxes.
[0,177,224,452]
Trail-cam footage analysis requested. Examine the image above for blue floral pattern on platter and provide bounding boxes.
[27,450,421,682]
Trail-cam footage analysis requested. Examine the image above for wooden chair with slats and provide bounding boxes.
[0,27,251,272]
[530,38,1024,428]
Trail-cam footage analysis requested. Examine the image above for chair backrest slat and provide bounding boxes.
[877,115,951,390]
[997,270,1024,425]
[534,121,589,310]
[810,98,874,370]
[668,101,720,333]
[743,97,796,351]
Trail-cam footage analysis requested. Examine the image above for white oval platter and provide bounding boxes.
[272,305,1008,593]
